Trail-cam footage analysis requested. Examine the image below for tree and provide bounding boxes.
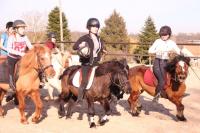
[47,6,71,46]
[100,10,129,52]
[134,16,159,64]
[22,11,47,42]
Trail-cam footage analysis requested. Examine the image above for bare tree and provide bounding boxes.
[22,11,48,43]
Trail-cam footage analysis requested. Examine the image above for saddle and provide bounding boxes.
[143,68,157,87]
[72,66,97,90]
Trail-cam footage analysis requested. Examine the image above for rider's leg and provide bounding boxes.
[153,59,167,102]
[77,65,91,103]
[7,56,18,91]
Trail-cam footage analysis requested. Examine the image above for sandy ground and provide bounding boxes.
[0,67,199,133]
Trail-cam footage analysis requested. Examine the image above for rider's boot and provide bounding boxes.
[6,75,16,102]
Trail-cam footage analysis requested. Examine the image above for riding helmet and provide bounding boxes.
[159,25,172,37]
[86,18,100,29]
[13,20,26,28]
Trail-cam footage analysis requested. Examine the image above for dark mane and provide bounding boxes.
[95,59,127,77]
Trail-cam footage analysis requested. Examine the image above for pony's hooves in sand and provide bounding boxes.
[99,119,109,126]
[58,110,65,118]
[137,105,143,112]
[176,115,187,121]
[32,117,40,123]
[90,122,96,128]
[132,111,140,116]
[21,119,29,125]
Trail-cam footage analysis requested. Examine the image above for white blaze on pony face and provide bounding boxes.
[179,60,185,72]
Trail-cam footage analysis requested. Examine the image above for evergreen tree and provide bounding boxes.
[100,10,129,51]
[134,16,159,64]
[47,7,71,46]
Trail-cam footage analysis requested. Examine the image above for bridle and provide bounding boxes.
[111,72,130,92]
[34,53,53,82]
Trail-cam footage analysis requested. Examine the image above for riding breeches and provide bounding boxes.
[80,65,92,89]
[7,56,20,88]
[153,58,168,93]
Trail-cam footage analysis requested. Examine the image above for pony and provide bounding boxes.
[58,59,131,128]
[42,51,71,100]
[0,56,9,115]
[16,44,55,124]
[128,55,190,121]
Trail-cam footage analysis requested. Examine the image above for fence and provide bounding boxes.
[35,41,200,67]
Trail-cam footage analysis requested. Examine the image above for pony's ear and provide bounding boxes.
[185,57,191,66]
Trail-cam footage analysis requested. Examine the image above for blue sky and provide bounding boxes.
[0,0,199,34]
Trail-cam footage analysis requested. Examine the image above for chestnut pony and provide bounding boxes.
[16,44,55,124]
[128,55,190,121]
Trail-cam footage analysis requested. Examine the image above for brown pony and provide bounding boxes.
[16,44,55,124]
[58,59,131,128]
[128,55,190,121]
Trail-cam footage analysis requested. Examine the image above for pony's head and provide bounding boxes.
[96,59,131,94]
[19,44,55,78]
[166,55,190,83]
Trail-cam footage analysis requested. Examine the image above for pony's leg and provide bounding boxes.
[17,91,28,124]
[46,82,54,100]
[99,99,110,125]
[65,98,76,119]
[128,91,141,116]
[87,98,96,128]
[169,96,186,121]
[0,89,6,116]
[30,90,43,123]
[58,91,71,118]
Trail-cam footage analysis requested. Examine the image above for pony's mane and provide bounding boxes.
[95,59,127,76]
[19,44,48,75]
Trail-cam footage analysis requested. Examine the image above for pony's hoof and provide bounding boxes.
[58,110,65,118]
[137,105,143,112]
[99,119,109,126]
[32,117,39,123]
[0,109,5,117]
[176,115,187,121]
[21,119,29,125]
[90,122,96,128]
[65,115,72,119]
[132,111,140,116]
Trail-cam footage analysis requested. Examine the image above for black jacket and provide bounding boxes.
[73,34,104,65]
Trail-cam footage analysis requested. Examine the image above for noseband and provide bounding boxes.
[111,73,129,91]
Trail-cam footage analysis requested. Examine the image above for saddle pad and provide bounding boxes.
[72,66,97,90]
[144,68,156,87]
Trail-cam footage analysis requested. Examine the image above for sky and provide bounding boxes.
[0,0,199,34]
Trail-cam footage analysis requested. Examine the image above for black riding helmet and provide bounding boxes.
[13,20,26,28]
[6,21,13,29]
[159,25,172,37]
[86,18,100,29]
[48,32,56,38]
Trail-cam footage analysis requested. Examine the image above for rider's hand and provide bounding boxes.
[79,42,86,48]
